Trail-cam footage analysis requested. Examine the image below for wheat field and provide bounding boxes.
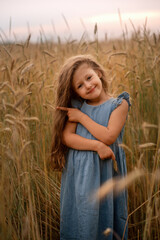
[0,26,159,239]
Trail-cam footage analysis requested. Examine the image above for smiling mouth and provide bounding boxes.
[88,87,96,94]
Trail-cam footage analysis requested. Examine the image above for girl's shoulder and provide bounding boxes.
[111,91,131,112]
[71,98,83,109]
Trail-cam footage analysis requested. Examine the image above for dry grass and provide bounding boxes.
[0,26,160,239]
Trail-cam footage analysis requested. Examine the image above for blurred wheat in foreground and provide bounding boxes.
[0,25,159,240]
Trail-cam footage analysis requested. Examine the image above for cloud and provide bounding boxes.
[84,10,160,38]
[86,10,160,24]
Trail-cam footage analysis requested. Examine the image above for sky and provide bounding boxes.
[0,0,160,42]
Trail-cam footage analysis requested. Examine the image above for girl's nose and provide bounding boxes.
[84,81,92,89]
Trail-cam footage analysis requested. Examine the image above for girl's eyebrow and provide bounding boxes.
[84,72,91,78]
[75,74,88,85]
[73,69,91,86]
[73,80,82,88]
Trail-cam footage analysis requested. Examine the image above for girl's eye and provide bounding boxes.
[87,76,92,80]
[78,84,83,89]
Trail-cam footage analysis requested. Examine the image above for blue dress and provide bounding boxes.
[60,92,131,240]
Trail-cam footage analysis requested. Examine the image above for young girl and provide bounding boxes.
[51,55,131,240]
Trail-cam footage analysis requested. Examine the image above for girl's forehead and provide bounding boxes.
[74,63,93,77]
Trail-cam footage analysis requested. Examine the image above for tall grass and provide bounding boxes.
[0,26,159,239]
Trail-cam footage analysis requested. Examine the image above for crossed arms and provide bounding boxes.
[58,99,128,161]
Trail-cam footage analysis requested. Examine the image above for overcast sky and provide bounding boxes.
[1,0,160,42]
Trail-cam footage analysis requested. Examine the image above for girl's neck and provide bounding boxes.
[86,92,111,106]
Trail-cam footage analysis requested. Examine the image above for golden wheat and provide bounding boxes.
[0,25,159,239]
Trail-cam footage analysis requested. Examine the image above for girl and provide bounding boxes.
[51,55,131,240]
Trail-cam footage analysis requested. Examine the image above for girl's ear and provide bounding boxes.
[96,70,102,78]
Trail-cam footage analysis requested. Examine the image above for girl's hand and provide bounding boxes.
[96,141,115,161]
[57,107,84,122]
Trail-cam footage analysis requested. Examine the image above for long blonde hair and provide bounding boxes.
[50,55,109,170]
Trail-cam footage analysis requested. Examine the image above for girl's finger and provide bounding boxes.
[56,107,69,111]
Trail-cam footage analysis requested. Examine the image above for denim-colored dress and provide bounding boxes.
[60,92,131,240]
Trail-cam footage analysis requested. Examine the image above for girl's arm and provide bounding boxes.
[79,100,129,145]
[58,99,129,145]
[62,121,115,161]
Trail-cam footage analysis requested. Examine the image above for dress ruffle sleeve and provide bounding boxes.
[111,91,131,112]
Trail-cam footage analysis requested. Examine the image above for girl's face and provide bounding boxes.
[72,63,106,104]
